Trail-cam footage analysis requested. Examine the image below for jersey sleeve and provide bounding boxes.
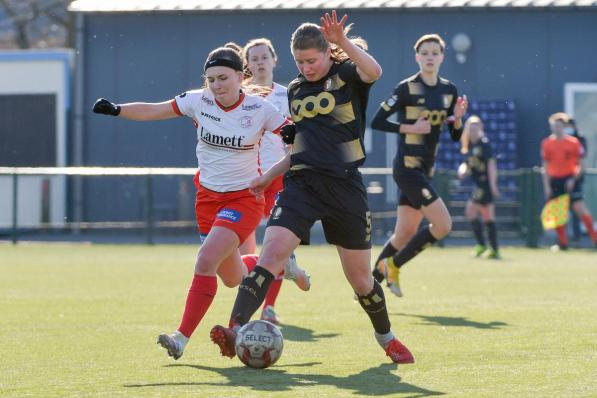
[370,82,406,133]
[447,84,463,142]
[173,89,202,118]
[338,60,373,86]
[262,99,288,133]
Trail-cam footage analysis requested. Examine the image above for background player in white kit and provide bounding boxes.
[92,45,308,361]
[238,38,309,325]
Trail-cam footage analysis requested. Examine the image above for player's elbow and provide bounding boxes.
[361,64,382,83]
[371,65,383,81]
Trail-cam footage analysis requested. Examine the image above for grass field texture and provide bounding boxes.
[0,244,595,397]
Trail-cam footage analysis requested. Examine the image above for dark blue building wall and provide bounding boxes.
[80,9,597,221]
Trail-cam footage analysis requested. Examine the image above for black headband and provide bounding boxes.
[204,58,243,72]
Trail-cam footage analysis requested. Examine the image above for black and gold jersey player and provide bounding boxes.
[373,72,463,183]
[369,61,466,293]
[288,60,370,178]
[467,136,495,205]
[270,59,373,250]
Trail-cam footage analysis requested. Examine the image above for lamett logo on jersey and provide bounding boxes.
[291,92,335,122]
[242,103,262,111]
[201,111,221,122]
[200,127,252,150]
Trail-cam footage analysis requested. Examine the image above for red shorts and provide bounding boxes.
[263,174,284,218]
[194,182,264,244]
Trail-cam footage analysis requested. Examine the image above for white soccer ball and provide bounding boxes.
[235,320,284,369]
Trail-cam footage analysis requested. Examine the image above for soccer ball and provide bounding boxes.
[235,320,284,369]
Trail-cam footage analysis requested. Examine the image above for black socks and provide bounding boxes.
[356,280,391,334]
[391,227,437,268]
[230,265,274,326]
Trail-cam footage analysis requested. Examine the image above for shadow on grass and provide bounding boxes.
[279,324,339,342]
[392,313,508,329]
[124,363,444,397]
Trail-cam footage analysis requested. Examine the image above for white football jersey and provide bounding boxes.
[173,89,286,192]
[260,83,289,171]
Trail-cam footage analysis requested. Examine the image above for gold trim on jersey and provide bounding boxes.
[404,156,422,168]
[324,74,346,91]
[405,133,424,145]
[406,106,425,120]
[331,101,356,124]
[442,94,453,109]
[381,101,391,111]
[290,164,310,171]
[407,82,424,95]
[340,138,365,163]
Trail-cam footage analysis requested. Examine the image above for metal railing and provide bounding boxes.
[1,166,595,246]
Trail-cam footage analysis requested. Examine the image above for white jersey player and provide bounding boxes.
[92,45,308,362]
[238,38,309,326]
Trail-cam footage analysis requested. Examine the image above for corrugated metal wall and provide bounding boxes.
[79,9,597,221]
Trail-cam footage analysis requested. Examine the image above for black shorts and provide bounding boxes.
[267,170,372,250]
[471,183,494,205]
[394,169,439,210]
[550,176,583,202]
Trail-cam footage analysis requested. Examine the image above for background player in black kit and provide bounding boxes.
[371,34,468,297]
[210,10,415,364]
[457,115,501,259]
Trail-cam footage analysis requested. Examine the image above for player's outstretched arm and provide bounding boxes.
[250,153,290,197]
[92,98,179,121]
[319,10,382,83]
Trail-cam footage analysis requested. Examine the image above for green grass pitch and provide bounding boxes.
[1,243,595,397]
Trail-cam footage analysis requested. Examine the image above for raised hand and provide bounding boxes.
[319,10,348,45]
[453,95,468,120]
[92,98,121,116]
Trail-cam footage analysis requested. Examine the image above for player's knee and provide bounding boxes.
[352,275,373,296]
[195,251,220,274]
[351,274,374,296]
[258,251,288,275]
[433,218,452,239]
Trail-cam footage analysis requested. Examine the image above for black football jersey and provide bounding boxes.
[372,72,462,176]
[287,60,373,178]
[467,137,494,184]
